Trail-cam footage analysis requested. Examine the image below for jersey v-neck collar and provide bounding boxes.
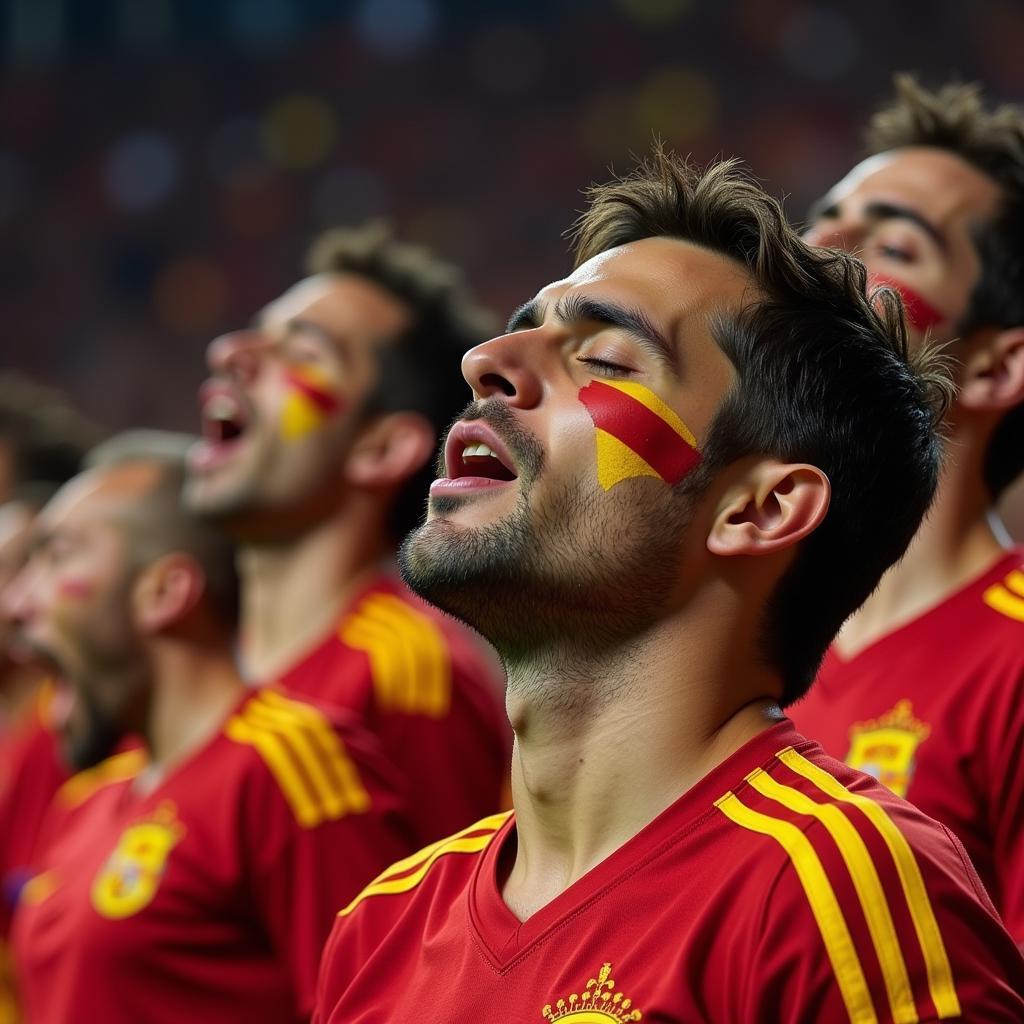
[467,719,805,971]
[827,546,1023,670]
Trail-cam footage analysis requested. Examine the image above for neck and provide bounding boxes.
[837,419,1009,655]
[142,634,244,786]
[238,510,392,681]
[502,586,782,921]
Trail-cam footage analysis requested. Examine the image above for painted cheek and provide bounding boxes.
[578,381,702,491]
[867,272,944,332]
[279,365,347,441]
[55,578,94,601]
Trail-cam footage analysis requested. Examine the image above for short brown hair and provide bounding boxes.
[573,149,952,703]
[866,75,1024,498]
[307,222,497,541]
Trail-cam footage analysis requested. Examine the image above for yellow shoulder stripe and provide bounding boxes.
[340,592,451,718]
[56,749,147,809]
[777,748,960,1020]
[746,769,916,1023]
[982,568,1024,622]
[338,811,512,918]
[225,691,370,829]
[716,790,877,1024]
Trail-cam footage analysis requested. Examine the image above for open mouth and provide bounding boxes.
[455,442,517,482]
[433,421,520,496]
[190,382,252,474]
[201,389,249,444]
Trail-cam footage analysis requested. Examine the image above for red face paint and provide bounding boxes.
[579,380,701,490]
[867,272,944,332]
[282,367,343,415]
[56,578,94,601]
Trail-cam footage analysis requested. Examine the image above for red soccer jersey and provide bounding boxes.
[278,569,510,845]
[12,688,411,1024]
[791,548,1024,941]
[0,687,67,940]
[315,721,1024,1024]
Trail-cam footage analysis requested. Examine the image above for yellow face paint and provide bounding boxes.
[280,365,345,440]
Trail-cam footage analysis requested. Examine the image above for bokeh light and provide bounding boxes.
[153,258,228,333]
[103,132,181,212]
[355,0,437,57]
[262,95,338,170]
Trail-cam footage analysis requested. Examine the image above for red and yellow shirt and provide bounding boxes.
[279,570,510,845]
[315,721,1024,1023]
[791,549,1024,941]
[12,688,410,1024]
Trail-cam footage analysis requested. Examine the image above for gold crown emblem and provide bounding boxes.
[542,963,643,1021]
[852,699,930,742]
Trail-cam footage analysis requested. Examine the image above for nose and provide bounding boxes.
[205,329,269,384]
[461,331,544,409]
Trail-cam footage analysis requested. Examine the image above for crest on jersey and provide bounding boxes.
[845,700,931,798]
[91,801,185,920]
[542,962,643,1021]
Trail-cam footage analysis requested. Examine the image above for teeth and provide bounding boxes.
[206,396,239,422]
[462,443,497,459]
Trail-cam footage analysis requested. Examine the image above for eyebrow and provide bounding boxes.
[808,197,948,253]
[506,294,676,370]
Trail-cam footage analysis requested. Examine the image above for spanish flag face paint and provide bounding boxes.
[578,380,701,491]
[867,272,944,333]
[279,364,345,441]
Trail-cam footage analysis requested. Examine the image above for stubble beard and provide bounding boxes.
[400,463,696,675]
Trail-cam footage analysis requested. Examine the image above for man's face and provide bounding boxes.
[183,272,410,536]
[2,469,153,769]
[803,147,1001,350]
[400,237,742,654]
[0,500,37,675]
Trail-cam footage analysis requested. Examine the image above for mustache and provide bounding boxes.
[435,399,545,482]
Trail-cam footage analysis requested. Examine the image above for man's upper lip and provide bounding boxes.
[444,420,519,479]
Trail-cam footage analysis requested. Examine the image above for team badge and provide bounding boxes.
[91,801,185,920]
[845,700,930,798]
[542,962,643,1021]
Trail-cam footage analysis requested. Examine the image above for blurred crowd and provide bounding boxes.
[2,2,1024,1022]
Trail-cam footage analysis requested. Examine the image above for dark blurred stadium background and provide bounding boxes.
[2,0,1021,431]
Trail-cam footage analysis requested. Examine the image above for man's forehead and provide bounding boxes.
[257,272,410,339]
[820,148,1001,223]
[258,274,341,327]
[539,236,754,319]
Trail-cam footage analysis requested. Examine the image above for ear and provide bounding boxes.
[344,412,436,489]
[132,554,206,634]
[707,461,831,558]
[959,327,1024,412]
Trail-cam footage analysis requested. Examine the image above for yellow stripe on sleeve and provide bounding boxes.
[777,748,960,1020]
[339,811,512,918]
[341,593,451,717]
[715,791,878,1024]
[746,770,918,1023]
[241,700,351,821]
[256,690,371,814]
[1004,569,1024,598]
[982,582,1024,622]
[225,717,323,828]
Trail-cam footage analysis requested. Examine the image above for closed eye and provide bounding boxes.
[577,356,634,377]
